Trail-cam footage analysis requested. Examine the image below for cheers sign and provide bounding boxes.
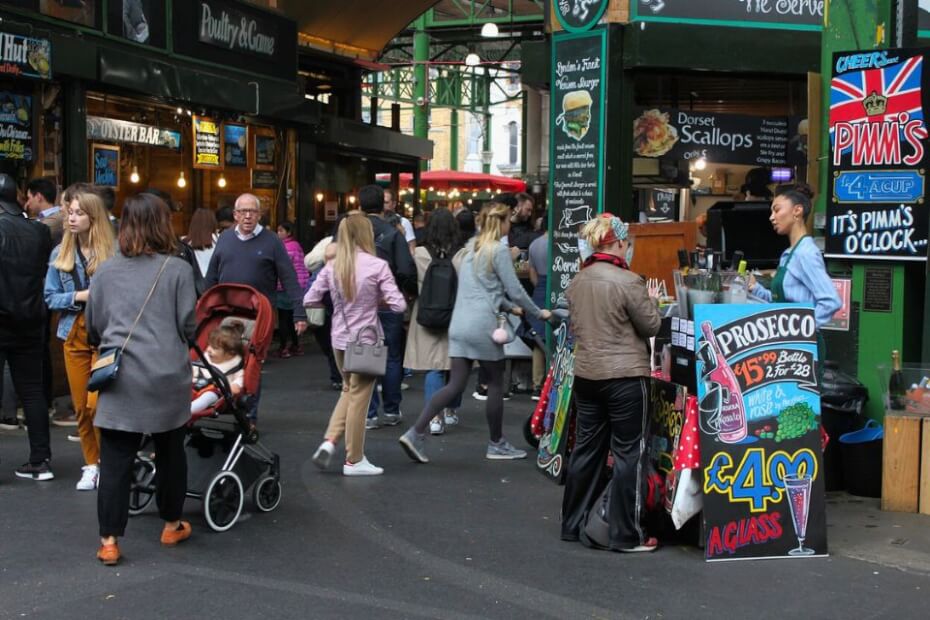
[200,1,276,56]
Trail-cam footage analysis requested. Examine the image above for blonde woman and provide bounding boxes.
[44,184,116,490]
[305,213,406,476]
[399,203,551,464]
[560,214,661,553]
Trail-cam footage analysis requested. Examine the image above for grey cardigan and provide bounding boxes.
[86,254,197,433]
[448,239,544,361]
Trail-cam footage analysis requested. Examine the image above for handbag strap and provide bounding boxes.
[121,256,172,354]
[331,276,383,344]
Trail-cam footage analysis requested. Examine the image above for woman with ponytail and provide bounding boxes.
[399,203,551,464]
[560,213,661,554]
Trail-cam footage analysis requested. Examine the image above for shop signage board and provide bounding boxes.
[193,116,223,169]
[173,0,297,82]
[0,32,51,79]
[547,28,607,308]
[826,48,930,262]
[633,107,795,167]
[0,92,33,161]
[224,124,247,166]
[920,6,930,38]
[640,188,679,222]
[251,169,276,189]
[91,144,119,187]
[87,116,181,150]
[694,303,827,561]
[553,0,608,32]
[632,0,823,31]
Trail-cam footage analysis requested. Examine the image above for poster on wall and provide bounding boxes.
[192,115,223,169]
[640,188,679,222]
[224,124,247,166]
[547,28,607,308]
[0,92,33,161]
[822,279,852,332]
[826,48,929,262]
[633,108,796,167]
[633,0,822,30]
[253,132,275,169]
[0,32,51,80]
[694,303,826,562]
[38,0,100,28]
[107,0,166,48]
[91,144,120,187]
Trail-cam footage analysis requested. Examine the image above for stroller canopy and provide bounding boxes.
[196,284,275,361]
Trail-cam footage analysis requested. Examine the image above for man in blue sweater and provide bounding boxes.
[204,193,307,423]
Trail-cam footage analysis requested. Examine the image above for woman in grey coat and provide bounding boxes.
[86,194,197,566]
[400,203,551,463]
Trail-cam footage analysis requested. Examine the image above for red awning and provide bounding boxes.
[385,171,526,193]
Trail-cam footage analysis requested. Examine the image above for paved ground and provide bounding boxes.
[1,348,928,619]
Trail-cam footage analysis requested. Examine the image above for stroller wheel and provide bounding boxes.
[523,415,540,449]
[252,475,283,512]
[204,471,244,532]
[128,456,156,516]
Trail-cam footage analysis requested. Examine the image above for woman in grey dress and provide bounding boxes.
[86,194,197,566]
[400,203,551,463]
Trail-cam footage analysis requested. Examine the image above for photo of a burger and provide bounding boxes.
[557,90,593,141]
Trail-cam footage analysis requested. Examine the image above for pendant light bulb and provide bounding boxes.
[217,174,227,188]
[480,22,499,38]
[129,166,140,184]
[315,192,324,202]
[465,52,481,67]
[177,171,187,188]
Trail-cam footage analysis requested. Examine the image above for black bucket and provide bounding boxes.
[839,420,883,498]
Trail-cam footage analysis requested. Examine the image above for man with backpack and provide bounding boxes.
[357,185,416,429]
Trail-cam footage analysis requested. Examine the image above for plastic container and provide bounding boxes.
[877,363,930,414]
[839,420,883,498]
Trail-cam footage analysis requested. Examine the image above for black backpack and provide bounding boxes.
[416,248,457,329]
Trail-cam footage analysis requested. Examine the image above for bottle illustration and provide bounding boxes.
[888,350,905,410]
[700,321,747,443]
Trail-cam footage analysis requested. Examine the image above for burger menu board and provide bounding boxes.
[632,107,795,167]
[547,28,607,308]
[826,48,930,262]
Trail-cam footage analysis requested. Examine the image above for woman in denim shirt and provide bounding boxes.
[44,185,115,490]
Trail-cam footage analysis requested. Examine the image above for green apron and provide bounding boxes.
[772,235,825,384]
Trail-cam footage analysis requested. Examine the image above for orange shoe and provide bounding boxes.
[160,521,192,546]
[96,543,120,566]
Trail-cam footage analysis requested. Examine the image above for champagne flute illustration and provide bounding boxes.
[782,474,815,556]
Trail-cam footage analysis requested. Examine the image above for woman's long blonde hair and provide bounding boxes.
[473,202,510,271]
[334,212,376,302]
[53,185,115,275]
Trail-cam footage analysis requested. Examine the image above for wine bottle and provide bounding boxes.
[700,321,748,443]
[889,350,905,410]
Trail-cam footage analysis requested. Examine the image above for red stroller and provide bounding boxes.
[128,284,282,532]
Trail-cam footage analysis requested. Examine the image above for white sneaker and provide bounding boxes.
[343,456,384,476]
[442,409,459,426]
[312,440,335,470]
[67,433,81,443]
[429,416,444,435]
[76,464,99,491]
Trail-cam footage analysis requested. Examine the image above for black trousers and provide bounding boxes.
[98,426,187,537]
[277,307,298,348]
[0,328,50,464]
[561,376,650,550]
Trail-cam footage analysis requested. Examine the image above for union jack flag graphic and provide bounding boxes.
[830,54,924,130]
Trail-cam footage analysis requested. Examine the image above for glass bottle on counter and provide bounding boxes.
[889,350,905,410]
[728,260,748,304]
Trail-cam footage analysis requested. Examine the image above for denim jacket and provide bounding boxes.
[44,245,88,341]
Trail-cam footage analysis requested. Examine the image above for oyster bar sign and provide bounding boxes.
[200,1,275,56]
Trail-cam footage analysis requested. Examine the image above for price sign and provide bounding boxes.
[694,303,827,561]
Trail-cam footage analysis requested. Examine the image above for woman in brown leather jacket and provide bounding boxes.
[561,214,661,553]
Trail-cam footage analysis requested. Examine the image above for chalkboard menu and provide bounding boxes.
[633,0,822,30]
[547,28,607,308]
[193,116,223,169]
[863,267,893,313]
[826,48,930,262]
[633,107,794,167]
[695,304,827,561]
[0,92,33,161]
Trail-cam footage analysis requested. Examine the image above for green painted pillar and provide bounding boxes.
[482,72,492,174]
[413,15,429,171]
[821,0,905,422]
[450,108,459,171]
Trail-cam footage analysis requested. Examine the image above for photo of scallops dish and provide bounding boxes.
[634,109,679,157]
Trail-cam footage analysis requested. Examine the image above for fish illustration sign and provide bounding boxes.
[695,303,827,561]
[827,48,930,261]
[548,27,607,311]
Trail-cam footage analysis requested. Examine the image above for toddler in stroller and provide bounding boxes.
[129,284,282,532]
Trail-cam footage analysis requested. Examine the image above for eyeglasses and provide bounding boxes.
[235,209,259,216]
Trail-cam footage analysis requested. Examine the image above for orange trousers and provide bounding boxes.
[63,313,100,466]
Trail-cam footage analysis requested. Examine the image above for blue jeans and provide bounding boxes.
[367,311,404,418]
[424,370,463,410]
